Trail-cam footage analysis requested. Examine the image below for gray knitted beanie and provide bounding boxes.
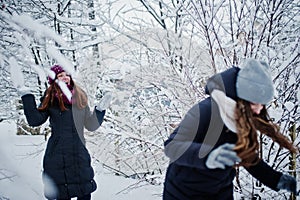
[236,58,274,104]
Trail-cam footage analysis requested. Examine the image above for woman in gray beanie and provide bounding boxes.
[163,58,298,199]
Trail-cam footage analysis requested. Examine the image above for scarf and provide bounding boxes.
[55,80,74,105]
[211,89,237,133]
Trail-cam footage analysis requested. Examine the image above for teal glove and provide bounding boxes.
[206,143,241,169]
[277,174,298,195]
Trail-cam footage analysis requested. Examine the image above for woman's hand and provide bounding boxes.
[17,86,32,97]
[96,92,113,111]
[277,174,298,195]
[206,143,241,169]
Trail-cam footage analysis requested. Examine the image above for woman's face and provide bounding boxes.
[250,103,263,115]
[57,72,71,85]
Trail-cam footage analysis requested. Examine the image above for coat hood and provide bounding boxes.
[205,67,240,100]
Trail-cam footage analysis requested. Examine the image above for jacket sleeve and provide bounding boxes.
[164,98,219,169]
[84,106,105,131]
[245,159,282,191]
[21,94,49,127]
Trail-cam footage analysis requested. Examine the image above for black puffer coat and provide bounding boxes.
[22,94,105,199]
[163,67,282,200]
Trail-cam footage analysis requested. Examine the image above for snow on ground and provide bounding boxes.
[0,121,162,200]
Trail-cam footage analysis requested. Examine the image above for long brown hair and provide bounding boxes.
[234,99,298,167]
[38,80,88,111]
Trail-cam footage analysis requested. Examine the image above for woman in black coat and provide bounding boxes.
[21,65,111,200]
[163,59,298,200]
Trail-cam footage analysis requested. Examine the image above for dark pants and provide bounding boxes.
[163,183,233,200]
[57,193,91,200]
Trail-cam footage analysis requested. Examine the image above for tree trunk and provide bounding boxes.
[88,0,99,63]
[289,123,296,200]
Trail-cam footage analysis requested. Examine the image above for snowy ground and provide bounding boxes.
[1,121,295,200]
[0,121,163,200]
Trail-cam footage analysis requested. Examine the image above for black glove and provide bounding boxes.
[277,174,298,195]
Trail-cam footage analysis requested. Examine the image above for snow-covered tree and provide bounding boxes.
[0,1,298,198]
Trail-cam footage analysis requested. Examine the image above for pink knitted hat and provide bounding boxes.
[48,65,65,84]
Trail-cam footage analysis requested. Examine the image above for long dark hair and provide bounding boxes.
[234,99,298,167]
[38,79,88,111]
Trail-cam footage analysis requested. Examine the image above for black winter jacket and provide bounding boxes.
[22,94,105,199]
[163,67,282,200]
